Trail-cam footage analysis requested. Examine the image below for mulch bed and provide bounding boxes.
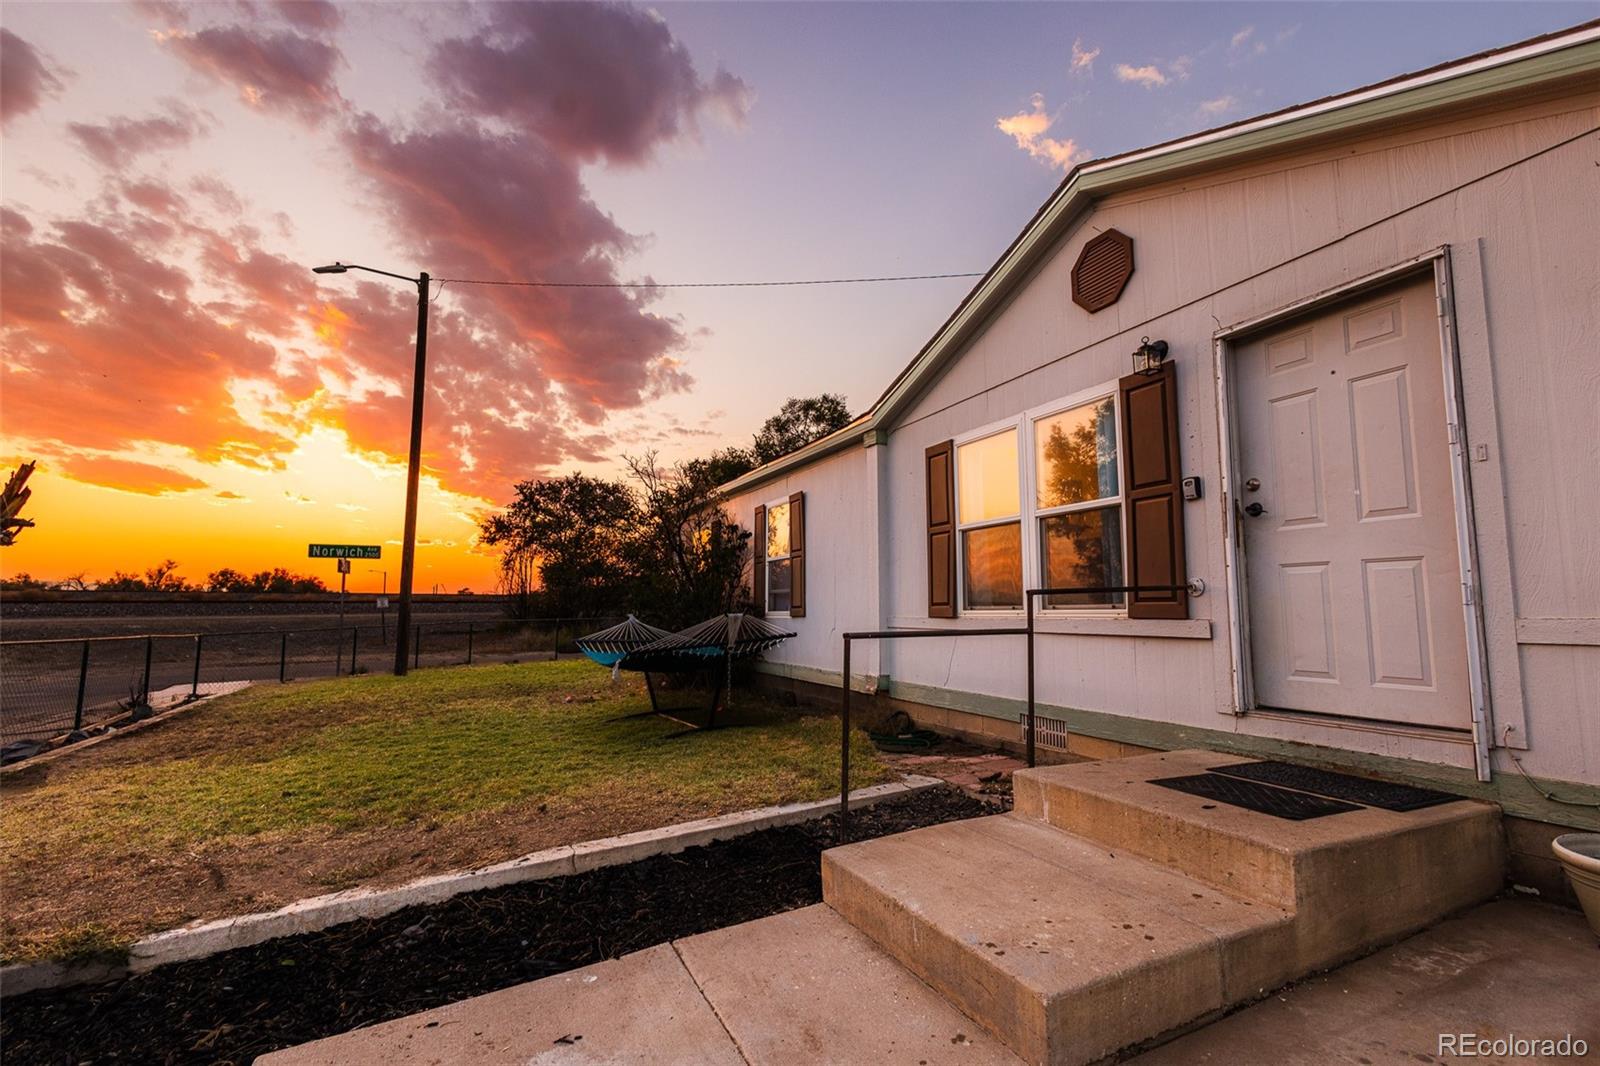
[2,787,991,1065]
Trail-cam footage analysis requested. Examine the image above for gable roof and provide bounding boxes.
[720,19,1600,497]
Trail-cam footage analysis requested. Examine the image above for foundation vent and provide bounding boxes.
[1019,712,1071,751]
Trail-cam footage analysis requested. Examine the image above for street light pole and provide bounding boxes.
[311,262,431,676]
[394,271,430,675]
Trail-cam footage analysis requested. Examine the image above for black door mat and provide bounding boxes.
[1208,760,1460,812]
[1150,773,1363,820]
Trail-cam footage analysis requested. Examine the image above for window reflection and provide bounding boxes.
[766,501,790,558]
[1036,398,1118,509]
[1041,507,1123,607]
[962,523,1023,608]
[958,429,1020,525]
[768,557,792,613]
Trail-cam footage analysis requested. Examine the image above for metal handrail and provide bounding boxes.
[836,584,1188,840]
[1024,584,1187,767]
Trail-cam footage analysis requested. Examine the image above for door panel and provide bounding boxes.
[1236,277,1470,728]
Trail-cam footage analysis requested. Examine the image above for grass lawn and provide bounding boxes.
[0,660,889,965]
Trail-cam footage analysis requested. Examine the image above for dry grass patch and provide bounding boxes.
[1,660,887,963]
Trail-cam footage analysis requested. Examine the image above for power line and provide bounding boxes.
[435,271,986,290]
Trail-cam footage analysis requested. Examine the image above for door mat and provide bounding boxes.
[1209,760,1460,812]
[1150,773,1362,820]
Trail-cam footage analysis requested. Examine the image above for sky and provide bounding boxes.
[1,0,1592,593]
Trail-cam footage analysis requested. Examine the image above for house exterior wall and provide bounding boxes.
[726,85,1600,812]
[724,442,884,686]
[888,88,1599,786]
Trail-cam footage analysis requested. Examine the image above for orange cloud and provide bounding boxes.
[53,455,209,495]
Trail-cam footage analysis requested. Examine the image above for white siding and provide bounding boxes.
[725,444,883,686]
[733,89,1600,787]
[889,91,1600,784]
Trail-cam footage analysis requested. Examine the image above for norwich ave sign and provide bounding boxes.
[308,544,382,560]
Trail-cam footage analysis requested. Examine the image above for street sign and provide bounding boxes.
[336,558,352,574]
[308,544,382,559]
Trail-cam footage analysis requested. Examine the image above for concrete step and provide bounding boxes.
[1011,749,1504,962]
[675,904,1024,1065]
[822,813,1295,1065]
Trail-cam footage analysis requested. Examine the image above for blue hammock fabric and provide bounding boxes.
[574,615,674,668]
[615,613,795,673]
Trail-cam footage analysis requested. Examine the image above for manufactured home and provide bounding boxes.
[723,24,1600,882]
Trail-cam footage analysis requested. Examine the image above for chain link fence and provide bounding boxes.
[0,616,617,751]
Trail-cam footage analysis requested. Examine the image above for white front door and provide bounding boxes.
[1235,276,1471,729]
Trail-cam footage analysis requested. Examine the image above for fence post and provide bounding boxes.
[413,623,421,669]
[350,627,359,675]
[141,635,153,704]
[191,634,203,699]
[467,622,474,665]
[73,640,90,731]
[335,626,344,677]
[279,632,289,683]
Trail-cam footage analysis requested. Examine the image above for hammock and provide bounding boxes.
[573,613,796,731]
[616,613,795,674]
[575,615,674,668]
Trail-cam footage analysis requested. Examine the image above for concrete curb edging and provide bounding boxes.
[1,775,943,997]
[0,682,252,777]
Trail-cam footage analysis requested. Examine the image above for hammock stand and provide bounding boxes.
[575,613,796,733]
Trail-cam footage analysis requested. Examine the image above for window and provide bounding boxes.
[765,498,792,613]
[956,429,1022,608]
[1034,397,1124,607]
[953,388,1126,611]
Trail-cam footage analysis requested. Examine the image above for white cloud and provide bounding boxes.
[1070,38,1100,74]
[1230,25,1256,50]
[1115,63,1168,88]
[995,92,1086,171]
[1197,95,1238,118]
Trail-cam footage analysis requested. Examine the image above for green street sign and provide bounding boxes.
[308,544,382,560]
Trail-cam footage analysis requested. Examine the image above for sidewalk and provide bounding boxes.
[1130,898,1597,1065]
[262,897,1597,1065]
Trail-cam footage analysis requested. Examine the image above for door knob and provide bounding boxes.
[1243,502,1266,517]
[1244,477,1261,492]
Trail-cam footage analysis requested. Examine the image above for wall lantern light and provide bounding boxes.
[1132,336,1169,376]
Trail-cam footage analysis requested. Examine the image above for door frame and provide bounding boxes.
[1210,247,1494,780]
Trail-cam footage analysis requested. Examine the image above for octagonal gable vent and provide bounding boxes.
[1071,229,1134,313]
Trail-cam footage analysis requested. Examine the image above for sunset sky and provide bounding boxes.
[1,1,1587,593]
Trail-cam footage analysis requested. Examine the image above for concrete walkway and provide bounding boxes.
[1129,899,1598,1065]
[262,898,1596,1065]
[262,904,1023,1065]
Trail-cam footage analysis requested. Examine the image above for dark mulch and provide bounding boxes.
[2,787,991,1066]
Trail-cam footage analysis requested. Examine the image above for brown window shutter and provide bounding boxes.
[1118,363,1188,619]
[926,440,957,618]
[751,504,767,617]
[787,491,805,618]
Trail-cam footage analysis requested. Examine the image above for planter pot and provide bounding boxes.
[1551,833,1600,937]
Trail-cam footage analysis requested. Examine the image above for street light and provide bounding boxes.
[312,261,431,676]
